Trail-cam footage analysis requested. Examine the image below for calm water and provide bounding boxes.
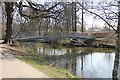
[25,43,115,78]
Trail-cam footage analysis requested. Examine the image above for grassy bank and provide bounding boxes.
[17,55,76,78]
[17,44,77,78]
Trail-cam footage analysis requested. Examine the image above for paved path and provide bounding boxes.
[0,44,49,78]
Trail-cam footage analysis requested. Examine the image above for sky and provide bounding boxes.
[32,0,118,30]
[84,16,105,29]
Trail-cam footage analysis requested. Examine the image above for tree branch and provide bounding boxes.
[78,2,117,32]
[16,2,60,20]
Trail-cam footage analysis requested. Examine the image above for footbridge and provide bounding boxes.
[16,32,96,43]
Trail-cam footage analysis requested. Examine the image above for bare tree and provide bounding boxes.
[2,2,14,44]
[1,1,60,43]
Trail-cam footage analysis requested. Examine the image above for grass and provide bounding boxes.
[17,55,76,78]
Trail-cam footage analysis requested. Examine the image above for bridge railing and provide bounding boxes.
[70,32,94,38]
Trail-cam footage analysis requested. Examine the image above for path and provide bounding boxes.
[0,44,49,78]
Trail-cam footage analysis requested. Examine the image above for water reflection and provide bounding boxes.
[76,53,115,78]
[26,43,115,78]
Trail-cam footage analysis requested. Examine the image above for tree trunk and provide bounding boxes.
[2,2,14,44]
[112,1,120,80]
[81,2,84,32]
[72,2,77,32]
[74,2,77,32]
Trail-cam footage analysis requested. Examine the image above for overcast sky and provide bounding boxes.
[34,0,118,30]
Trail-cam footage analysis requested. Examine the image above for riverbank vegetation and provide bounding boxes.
[17,43,76,78]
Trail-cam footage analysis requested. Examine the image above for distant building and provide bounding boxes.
[90,32,110,38]
[70,32,112,38]
[87,26,115,38]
